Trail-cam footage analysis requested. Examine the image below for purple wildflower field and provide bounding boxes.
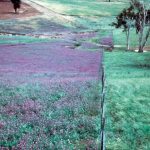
[0,35,103,149]
[0,1,103,148]
[100,36,114,50]
[0,41,101,85]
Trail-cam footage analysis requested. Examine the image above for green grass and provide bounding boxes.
[113,27,150,48]
[105,50,150,149]
[34,0,129,16]
[31,0,129,29]
[0,35,50,45]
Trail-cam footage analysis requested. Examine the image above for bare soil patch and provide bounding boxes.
[0,0,40,20]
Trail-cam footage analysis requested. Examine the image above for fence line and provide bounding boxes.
[100,63,106,150]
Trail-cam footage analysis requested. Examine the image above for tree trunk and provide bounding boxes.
[141,26,150,50]
[138,28,144,52]
[126,28,130,51]
[138,3,146,53]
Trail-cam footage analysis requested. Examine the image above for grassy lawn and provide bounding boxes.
[0,35,50,45]
[31,0,129,29]
[34,0,129,16]
[105,50,150,149]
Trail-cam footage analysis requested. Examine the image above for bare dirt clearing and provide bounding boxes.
[0,0,40,20]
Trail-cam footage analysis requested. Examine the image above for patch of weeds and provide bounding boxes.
[61,107,76,119]
[75,118,98,140]
[45,107,75,120]
[0,133,20,148]
[80,101,101,116]
[0,85,23,109]
[90,37,100,44]
[0,122,35,148]
[100,36,114,48]
[50,92,65,102]
[74,42,81,47]
[0,81,101,149]
[19,123,34,134]
[79,83,101,116]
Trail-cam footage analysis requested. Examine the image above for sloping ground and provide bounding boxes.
[0,41,103,149]
[27,0,129,30]
[0,42,102,85]
[0,1,104,149]
[0,0,39,20]
[0,17,72,35]
[0,1,74,35]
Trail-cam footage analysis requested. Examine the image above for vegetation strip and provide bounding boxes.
[0,31,98,40]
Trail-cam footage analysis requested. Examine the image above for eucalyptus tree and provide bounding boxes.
[131,0,150,52]
[112,0,150,52]
[112,5,135,50]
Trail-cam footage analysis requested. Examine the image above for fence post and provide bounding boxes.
[100,60,106,150]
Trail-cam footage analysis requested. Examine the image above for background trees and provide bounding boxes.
[112,0,150,52]
[112,6,135,50]
[132,0,150,52]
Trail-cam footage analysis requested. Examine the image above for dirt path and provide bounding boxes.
[0,0,40,20]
